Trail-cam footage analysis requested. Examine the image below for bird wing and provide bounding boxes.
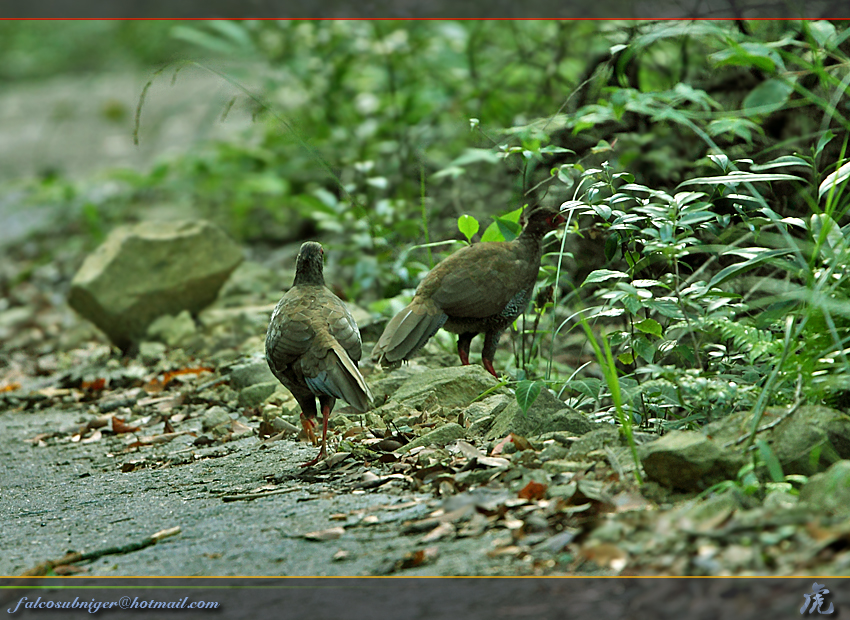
[428,243,528,318]
[265,289,318,372]
[319,294,364,363]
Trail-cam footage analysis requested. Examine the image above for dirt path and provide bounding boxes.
[1,405,528,576]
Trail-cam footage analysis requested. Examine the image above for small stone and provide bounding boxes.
[138,341,167,364]
[201,406,232,432]
[146,310,197,346]
[468,415,494,436]
[568,428,620,457]
[542,460,585,474]
[229,359,276,389]
[540,444,570,461]
[396,423,466,454]
[238,382,278,408]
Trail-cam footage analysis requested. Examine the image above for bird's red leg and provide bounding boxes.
[300,413,318,446]
[457,333,473,366]
[482,331,500,378]
[300,403,330,468]
[482,358,498,379]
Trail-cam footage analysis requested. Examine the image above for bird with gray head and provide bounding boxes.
[372,205,565,378]
[265,241,372,467]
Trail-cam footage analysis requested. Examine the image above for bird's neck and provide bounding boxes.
[293,266,325,287]
[515,227,545,258]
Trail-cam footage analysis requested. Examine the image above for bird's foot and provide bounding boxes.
[299,447,327,468]
[300,416,318,446]
[483,358,498,379]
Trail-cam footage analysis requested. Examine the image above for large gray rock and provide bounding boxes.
[639,430,744,492]
[763,406,850,476]
[485,387,575,440]
[704,405,850,476]
[68,220,243,351]
[391,365,500,410]
[800,460,850,518]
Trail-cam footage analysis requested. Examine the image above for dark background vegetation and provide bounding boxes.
[4,19,850,485]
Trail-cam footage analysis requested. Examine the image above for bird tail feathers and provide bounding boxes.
[323,342,372,412]
[371,298,447,365]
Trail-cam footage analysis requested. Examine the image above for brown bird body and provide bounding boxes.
[265,241,372,466]
[372,206,564,377]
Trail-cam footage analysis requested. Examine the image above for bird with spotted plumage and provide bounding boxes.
[372,205,565,378]
[265,241,373,467]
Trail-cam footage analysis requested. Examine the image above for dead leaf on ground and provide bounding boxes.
[518,481,547,501]
[383,546,439,573]
[579,542,628,571]
[51,564,88,575]
[111,416,140,434]
[491,433,533,456]
[303,527,345,541]
[81,377,107,392]
[125,431,193,448]
[144,367,213,393]
[421,521,455,543]
[80,430,102,444]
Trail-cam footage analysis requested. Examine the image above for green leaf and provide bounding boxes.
[810,213,843,256]
[711,42,783,73]
[707,248,794,288]
[516,380,543,417]
[583,269,628,285]
[207,20,255,51]
[807,20,837,50]
[706,118,762,143]
[816,131,835,159]
[632,336,656,363]
[604,232,620,262]
[635,318,662,338]
[563,378,603,400]
[678,172,804,189]
[457,214,479,242]
[366,176,388,189]
[242,174,289,195]
[742,78,795,115]
[494,216,521,241]
[617,351,635,365]
[819,161,850,200]
[756,439,785,483]
[480,222,505,243]
[482,207,523,243]
[750,156,810,171]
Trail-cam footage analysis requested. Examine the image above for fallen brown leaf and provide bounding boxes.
[421,522,455,543]
[518,481,547,501]
[303,527,345,541]
[111,416,140,434]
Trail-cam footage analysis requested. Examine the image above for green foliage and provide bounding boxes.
[457,214,479,243]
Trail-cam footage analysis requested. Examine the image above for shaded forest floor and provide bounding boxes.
[2,72,850,578]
